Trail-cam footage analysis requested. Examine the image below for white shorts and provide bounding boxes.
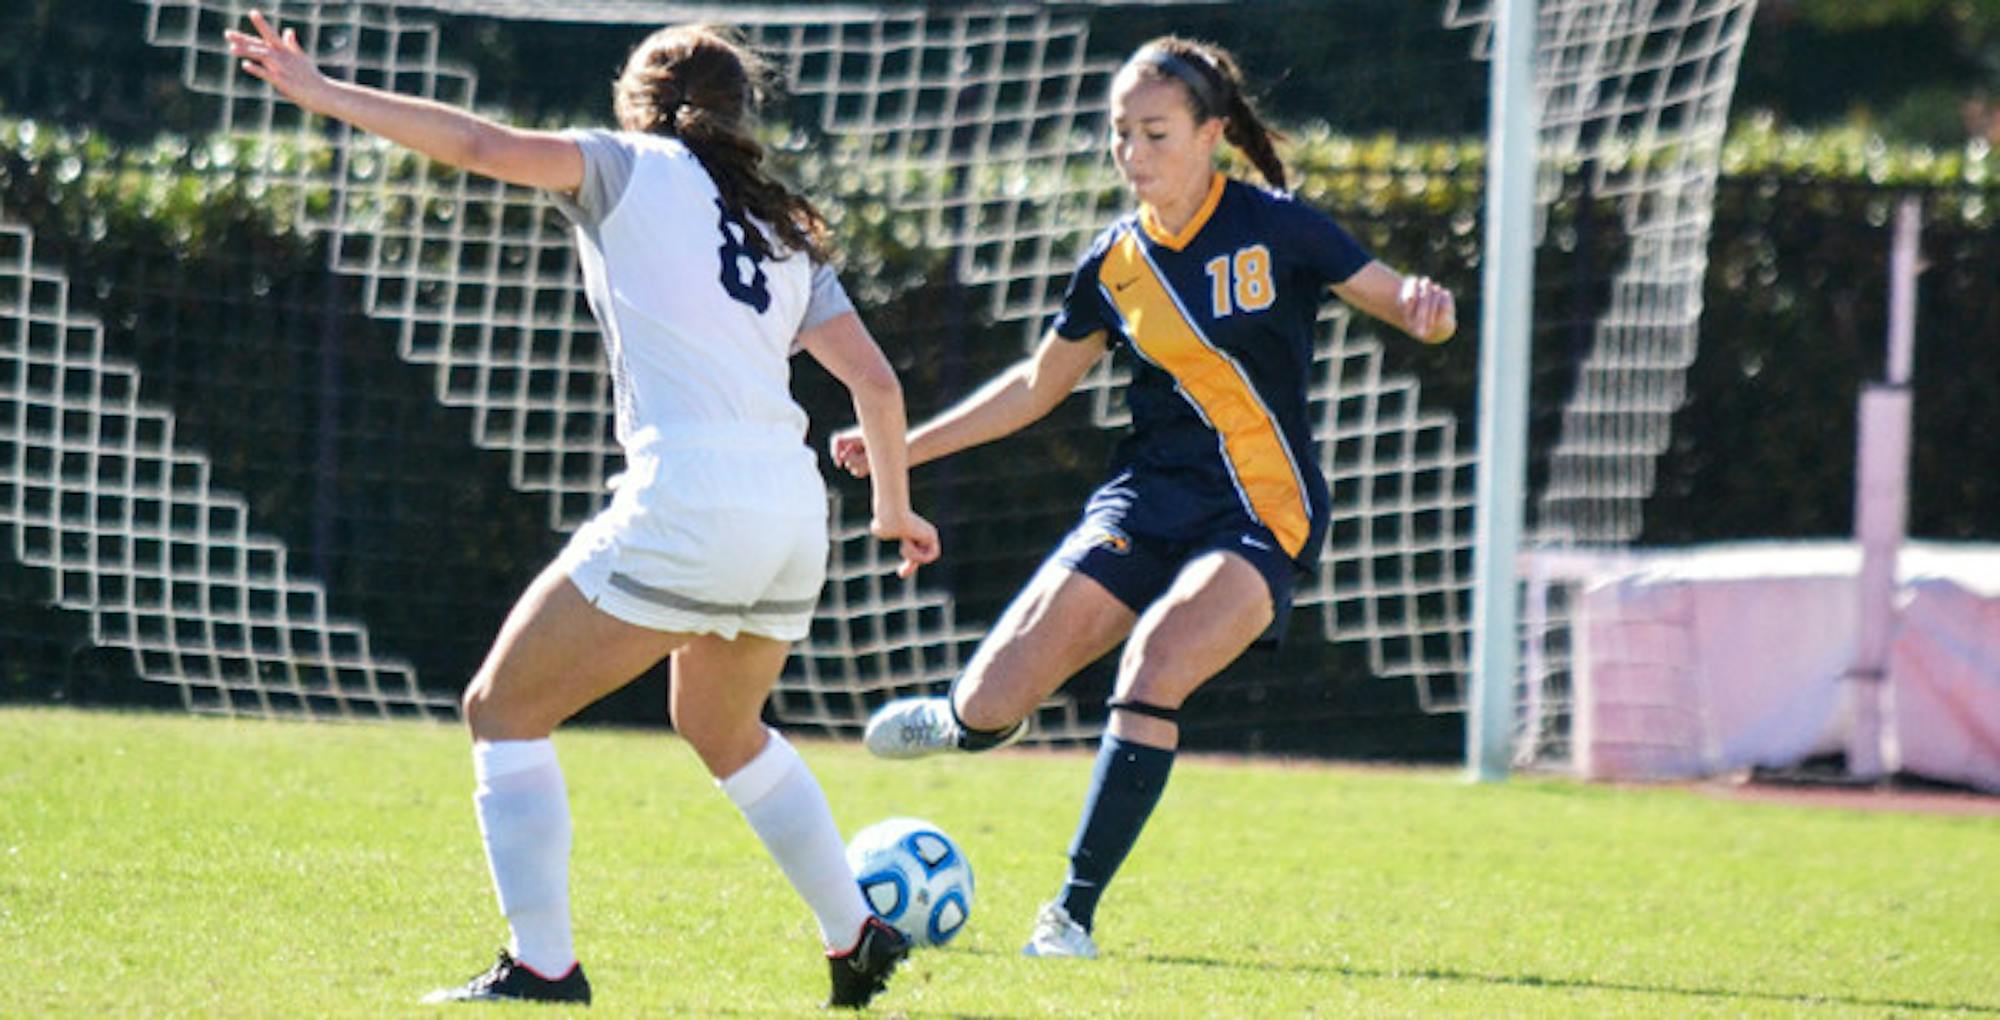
[559,426,828,642]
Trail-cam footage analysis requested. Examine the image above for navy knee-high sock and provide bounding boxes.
[1057,735,1175,933]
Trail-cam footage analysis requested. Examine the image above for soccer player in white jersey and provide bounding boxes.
[227,13,936,1008]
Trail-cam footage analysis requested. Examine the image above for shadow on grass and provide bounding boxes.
[696,1004,1012,1020]
[678,945,2000,1017]
[1128,951,2000,1015]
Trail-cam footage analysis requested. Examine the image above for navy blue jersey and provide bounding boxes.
[1050,173,1373,564]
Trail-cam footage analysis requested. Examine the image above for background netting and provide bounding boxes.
[0,215,442,717]
[1,0,1762,762]
[1448,0,1759,765]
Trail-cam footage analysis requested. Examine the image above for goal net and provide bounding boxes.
[0,1,1758,759]
[1450,0,1759,766]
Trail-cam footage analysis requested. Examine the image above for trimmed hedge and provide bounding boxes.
[3,114,1996,738]
[4,110,1996,531]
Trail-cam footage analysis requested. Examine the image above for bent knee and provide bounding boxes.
[1111,656,1198,710]
[1111,683,1188,716]
[952,678,1033,734]
[676,717,771,779]
[460,680,505,738]
[460,673,543,741]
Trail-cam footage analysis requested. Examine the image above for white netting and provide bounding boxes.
[136,0,1130,732]
[1447,0,1759,764]
[54,1,1753,747]
[0,214,445,718]
[1298,308,1479,712]
[144,1,1124,536]
[1450,0,1758,545]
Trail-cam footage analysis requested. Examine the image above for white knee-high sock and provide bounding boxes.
[473,739,576,977]
[718,729,872,953]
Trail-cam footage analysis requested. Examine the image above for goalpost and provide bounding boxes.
[1453,0,1760,775]
[1466,0,1538,781]
[1,1,1761,762]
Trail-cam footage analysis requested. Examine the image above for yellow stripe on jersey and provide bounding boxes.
[1098,231,1311,557]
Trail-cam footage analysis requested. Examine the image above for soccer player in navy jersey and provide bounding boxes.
[835,35,1455,959]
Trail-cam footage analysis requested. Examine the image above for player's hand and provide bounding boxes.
[1399,274,1456,344]
[829,428,871,479]
[226,10,336,114]
[872,511,940,579]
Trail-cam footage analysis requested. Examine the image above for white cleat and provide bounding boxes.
[864,696,1027,758]
[1021,901,1098,960]
[863,697,962,759]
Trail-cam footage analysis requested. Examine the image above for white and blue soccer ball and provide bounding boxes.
[845,816,973,948]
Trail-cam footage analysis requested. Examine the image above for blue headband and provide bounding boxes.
[1134,48,1227,118]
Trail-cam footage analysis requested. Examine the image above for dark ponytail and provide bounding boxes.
[614,25,831,263]
[1124,37,1288,191]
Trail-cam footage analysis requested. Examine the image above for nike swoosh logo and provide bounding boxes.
[1112,278,1138,292]
[1239,535,1273,551]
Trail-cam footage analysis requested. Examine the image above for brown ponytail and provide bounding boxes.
[1124,37,1289,191]
[613,25,831,263]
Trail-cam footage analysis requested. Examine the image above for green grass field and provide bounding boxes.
[2,707,1996,1018]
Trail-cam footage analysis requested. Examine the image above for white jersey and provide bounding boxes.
[549,130,851,641]
[550,129,852,450]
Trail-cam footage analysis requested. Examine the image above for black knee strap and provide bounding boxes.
[949,697,1025,751]
[1106,698,1181,724]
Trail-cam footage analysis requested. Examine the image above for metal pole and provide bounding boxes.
[1886,197,1921,388]
[1844,196,1922,781]
[1468,0,1539,782]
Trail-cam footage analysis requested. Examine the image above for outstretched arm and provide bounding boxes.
[798,311,940,579]
[226,10,583,193]
[831,329,1107,478]
[1331,261,1457,344]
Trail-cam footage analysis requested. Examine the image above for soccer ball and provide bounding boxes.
[845,816,973,948]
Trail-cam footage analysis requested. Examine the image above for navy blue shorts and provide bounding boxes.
[1051,501,1303,641]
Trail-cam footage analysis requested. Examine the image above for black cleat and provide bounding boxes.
[422,949,592,1005]
[826,916,910,1009]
